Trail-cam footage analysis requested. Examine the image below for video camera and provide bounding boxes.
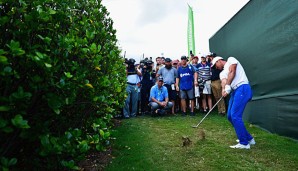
[140,58,153,71]
[125,58,137,75]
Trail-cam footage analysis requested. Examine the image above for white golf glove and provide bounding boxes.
[225,85,232,94]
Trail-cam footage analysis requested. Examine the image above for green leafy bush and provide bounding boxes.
[0,0,126,169]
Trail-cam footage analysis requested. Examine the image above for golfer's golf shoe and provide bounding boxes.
[236,138,256,145]
[229,143,250,149]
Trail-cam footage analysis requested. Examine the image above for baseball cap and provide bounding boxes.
[210,52,217,57]
[181,56,187,60]
[211,56,223,68]
[193,56,198,59]
[158,76,164,81]
[165,58,172,62]
[201,55,206,58]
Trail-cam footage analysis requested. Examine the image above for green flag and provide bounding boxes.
[188,4,196,56]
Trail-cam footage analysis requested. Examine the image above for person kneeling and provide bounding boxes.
[149,76,173,116]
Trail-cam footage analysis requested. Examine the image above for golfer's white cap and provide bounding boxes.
[211,56,223,68]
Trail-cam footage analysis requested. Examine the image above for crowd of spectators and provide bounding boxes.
[123,53,226,118]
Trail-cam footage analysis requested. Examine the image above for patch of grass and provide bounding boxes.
[106,113,298,171]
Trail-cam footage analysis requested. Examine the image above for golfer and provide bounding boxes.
[212,56,255,149]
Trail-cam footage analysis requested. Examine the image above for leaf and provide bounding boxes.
[35,52,44,59]
[1,126,13,133]
[0,106,10,111]
[71,128,82,137]
[0,56,8,64]
[53,108,60,115]
[8,158,17,166]
[79,140,90,152]
[96,144,103,151]
[64,72,73,78]
[104,131,110,139]
[37,34,44,40]
[1,157,8,166]
[99,129,104,137]
[85,83,93,88]
[47,93,63,114]
[6,40,25,56]
[10,87,32,100]
[48,9,56,15]
[95,66,101,71]
[40,135,50,147]
[3,66,12,73]
[45,63,52,68]
[90,43,97,53]
[44,37,52,44]
[86,30,95,39]
[65,131,72,139]
[0,119,8,128]
[11,114,30,128]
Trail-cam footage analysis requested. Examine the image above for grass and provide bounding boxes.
[105,112,298,171]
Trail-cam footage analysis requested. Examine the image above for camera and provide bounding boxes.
[140,58,153,71]
[125,58,137,75]
[198,77,206,91]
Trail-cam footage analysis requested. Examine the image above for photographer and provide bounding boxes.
[140,59,155,115]
[123,58,142,118]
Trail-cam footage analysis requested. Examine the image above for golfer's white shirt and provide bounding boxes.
[223,57,249,89]
[219,69,228,80]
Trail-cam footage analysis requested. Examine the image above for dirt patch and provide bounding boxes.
[78,147,113,171]
[78,119,122,171]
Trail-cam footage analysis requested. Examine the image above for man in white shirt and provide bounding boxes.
[212,56,255,149]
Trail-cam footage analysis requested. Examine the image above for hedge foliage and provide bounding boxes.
[0,0,126,169]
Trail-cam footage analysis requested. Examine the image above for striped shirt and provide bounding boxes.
[196,62,211,81]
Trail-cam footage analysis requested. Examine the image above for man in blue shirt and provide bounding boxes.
[149,76,173,115]
[176,56,198,116]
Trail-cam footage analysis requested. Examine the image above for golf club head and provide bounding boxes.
[192,125,198,128]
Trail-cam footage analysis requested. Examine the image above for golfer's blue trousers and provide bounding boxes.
[227,84,253,145]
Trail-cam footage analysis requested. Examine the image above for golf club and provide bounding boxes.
[192,96,224,128]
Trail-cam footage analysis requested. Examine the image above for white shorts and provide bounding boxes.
[203,80,212,94]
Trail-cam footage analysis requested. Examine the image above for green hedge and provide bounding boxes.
[0,0,126,170]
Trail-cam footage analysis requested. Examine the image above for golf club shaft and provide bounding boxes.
[193,96,224,128]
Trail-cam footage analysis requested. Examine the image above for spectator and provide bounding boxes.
[196,55,212,113]
[176,56,198,116]
[209,53,226,116]
[123,58,142,118]
[156,58,178,114]
[172,59,179,69]
[140,59,155,115]
[212,56,255,149]
[149,76,173,116]
[190,55,200,109]
[191,56,199,66]
[172,59,181,113]
[155,56,164,74]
